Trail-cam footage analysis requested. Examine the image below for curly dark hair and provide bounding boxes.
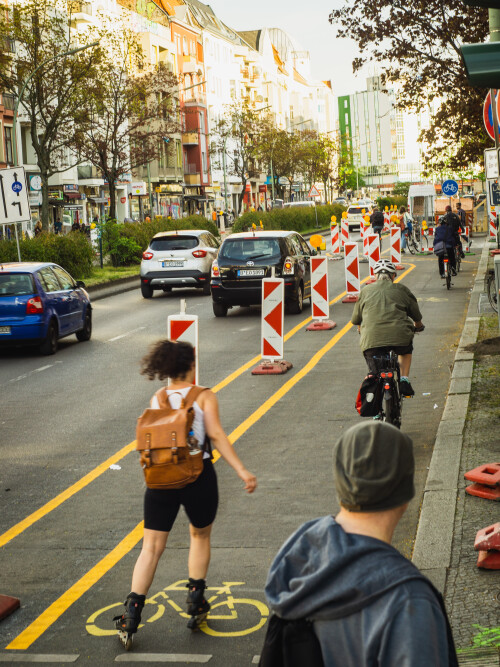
[140,340,195,381]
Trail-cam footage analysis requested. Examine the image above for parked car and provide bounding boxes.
[334,197,348,206]
[0,262,92,355]
[210,230,313,317]
[140,230,220,298]
[346,203,372,233]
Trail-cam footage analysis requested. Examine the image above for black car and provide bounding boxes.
[210,230,313,317]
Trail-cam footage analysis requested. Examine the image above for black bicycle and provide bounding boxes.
[486,269,498,313]
[370,351,403,429]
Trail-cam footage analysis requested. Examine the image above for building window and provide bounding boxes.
[183,37,188,55]
[344,99,348,108]
[4,126,13,164]
[176,140,182,169]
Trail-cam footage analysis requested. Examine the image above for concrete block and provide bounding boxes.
[437,418,466,438]
[454,349,474,361]
[448,377,472,394]
[418,568,447,594]
[452,360,474,379]
[412,489,457,571]
[425,435,462,492]
[441,393,470,421]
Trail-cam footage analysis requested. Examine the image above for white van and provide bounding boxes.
[283,201,315,209]
[346,204,372,233]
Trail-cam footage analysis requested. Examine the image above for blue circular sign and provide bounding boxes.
[12,181,22,193]
[442,179,458,196]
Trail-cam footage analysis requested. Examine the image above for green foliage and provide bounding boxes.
[0,232,94,278]
[376,196,407,211]
[232,205,346,234]
[393,182,411,197]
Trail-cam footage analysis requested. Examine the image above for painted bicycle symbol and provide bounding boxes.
[86,580,269,638]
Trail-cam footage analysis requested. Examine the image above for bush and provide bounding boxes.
[0,231,94,278]
[231,204,346,234]
[376,196,407,212]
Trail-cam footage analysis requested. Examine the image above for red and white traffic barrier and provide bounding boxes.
[489,207,497,240]
[390,228,404,270]
[168,299,199,384]
[366,233,380,283]
[341,241,360,303]
[384,208,390,231]
[252,274,292,375]
[362,221,371,258]
[330,217,341,256]
[306,257,336,331]
[341,215,349,248]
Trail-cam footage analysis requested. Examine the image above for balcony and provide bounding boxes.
[184,173,201,185]
[182,55,199,74]
[68,1,93,20]
[182,132,199,146]
[0,37,15,54]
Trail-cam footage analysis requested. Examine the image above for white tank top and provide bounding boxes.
[151,386,209,459]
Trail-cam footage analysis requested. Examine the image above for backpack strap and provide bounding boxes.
[152,386,209,410]
[184,386,209,409]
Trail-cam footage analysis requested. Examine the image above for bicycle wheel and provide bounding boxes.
[456,249,461,273]
[446,269,451,290]
[407,237,417,254]
[487,273,498,312]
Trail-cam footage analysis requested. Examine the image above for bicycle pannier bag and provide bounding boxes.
[433,240,445,256]
[136,386,208,490]
[259,614,324,667]
[356,374,382,417]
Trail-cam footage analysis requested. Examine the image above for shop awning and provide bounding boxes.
[90,197,108,203]
[65,192,81,199]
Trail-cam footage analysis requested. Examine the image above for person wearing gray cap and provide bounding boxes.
[260,422,457,666]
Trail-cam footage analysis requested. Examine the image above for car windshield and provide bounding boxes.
[219,238,281,262]
[0,273,35,296]
[150,236,198,251]
[348,207,364,214]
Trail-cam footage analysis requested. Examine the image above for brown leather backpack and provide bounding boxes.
[136,386,209,490]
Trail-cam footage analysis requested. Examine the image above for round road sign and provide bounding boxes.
[442,179,459,196]
[483,90,500,141]
[12,181,22,193]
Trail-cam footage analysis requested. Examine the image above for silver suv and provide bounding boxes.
[140,230,220,298]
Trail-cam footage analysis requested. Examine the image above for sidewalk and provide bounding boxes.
[412,236,500,664]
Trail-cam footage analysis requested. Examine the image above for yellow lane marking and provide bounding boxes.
[5,263,416,650]
[0,275,367,550]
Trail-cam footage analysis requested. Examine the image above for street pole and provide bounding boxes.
[146,161,153,218]
[222,134,229,213]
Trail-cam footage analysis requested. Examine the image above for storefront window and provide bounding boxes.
[4,126,13,164]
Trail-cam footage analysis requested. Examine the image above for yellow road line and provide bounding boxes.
[6,263,415,650]
[0,277,366,550]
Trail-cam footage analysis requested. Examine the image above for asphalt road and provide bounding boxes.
[0,237,480,665]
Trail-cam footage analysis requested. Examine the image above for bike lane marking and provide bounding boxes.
[6,264,416,651]
[0,277,368,551]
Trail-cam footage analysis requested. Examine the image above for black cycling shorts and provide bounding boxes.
[364,345,413,373]
[144,458,218,532]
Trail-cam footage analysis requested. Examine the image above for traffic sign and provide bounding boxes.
[483,90,500,141]
[485,148,500,179]
[442,179,459,196]
[308,185,321,198]
[0,167,30,225]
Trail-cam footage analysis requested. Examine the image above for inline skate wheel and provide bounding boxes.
[117,629,134,651]
[187,612,208,631]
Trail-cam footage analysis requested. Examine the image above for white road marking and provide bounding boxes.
[107,326,146,343]
[115,655,212,663]
[0,656,79,663]
[7,363,55,385]
[35,365,53,372]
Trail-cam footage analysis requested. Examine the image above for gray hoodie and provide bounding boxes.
[264,516,456,666]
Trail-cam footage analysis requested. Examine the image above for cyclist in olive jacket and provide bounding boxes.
[351,259,424,397]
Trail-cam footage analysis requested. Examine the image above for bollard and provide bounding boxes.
[490,207,497,242]
[330,216,341,257]
[306,256,336,331]
[167,299,199,384]
[341,241,360,303]
[341,212,349,248]
[390,228,404,270]
[366,233,380,284]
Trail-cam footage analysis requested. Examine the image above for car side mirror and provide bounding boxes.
[76,280,86,288]
[310,248,317,256]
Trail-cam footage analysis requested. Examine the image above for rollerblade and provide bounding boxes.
[113,592,145,650]
[186,578,210,630]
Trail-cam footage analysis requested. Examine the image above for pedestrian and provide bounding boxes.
[433,217,457,277]
[54,217,62,235]
[71,220,80,232]
[456,202,466,229]
[114,340,257,648]
[398,206,411,253]
[34,220,42,237]
[260,421,458,667]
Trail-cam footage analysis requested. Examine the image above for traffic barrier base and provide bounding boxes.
[474,523,500,551]
[341,294,359,303]
[490,249,500,257]
[306,319,336,331]
[0,594,20,621]
[464,462,500,487]
[476,550,500,570]
[465,483,500,501]
[251,359,293,375]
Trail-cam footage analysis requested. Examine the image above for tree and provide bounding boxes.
[0,0,103,229]
[71,25,178,220]
[393,181,411,197]
[210,101,265,212]
[336,138,364,193]
[329,1,489,172]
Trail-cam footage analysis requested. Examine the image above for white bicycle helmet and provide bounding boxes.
[373,259,397,275]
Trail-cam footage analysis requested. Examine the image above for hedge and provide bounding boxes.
[0,231,94,278]
[376,196,407,212]
[231,204,346,234]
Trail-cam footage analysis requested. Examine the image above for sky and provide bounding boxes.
[206,0,372,96]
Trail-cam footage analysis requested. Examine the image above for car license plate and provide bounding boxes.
[238,269,265,277]
[162,260,184,267]
[0,326,11,334]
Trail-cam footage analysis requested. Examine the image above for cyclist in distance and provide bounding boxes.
[433,217,457,278]
[442,205,464,259]
[351,259,424,397]
[370,207,385,245]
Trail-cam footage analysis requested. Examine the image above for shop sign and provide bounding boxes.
[259,184,267,193]
[29,174,42,191]
[29,192,42,206]
[128,182,147,195]
[120,197,127,204]
[48,190,64,200]
[63,184,79,193]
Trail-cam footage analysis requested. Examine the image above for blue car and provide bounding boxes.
[0,262,92,355]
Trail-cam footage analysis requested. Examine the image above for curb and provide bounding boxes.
[87,276,139,302]
[412,239,491,592]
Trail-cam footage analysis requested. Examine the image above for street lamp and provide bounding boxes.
[12,40,100,166]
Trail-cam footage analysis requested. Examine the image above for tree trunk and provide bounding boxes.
[108,179,117,221]
[40,174,50,231]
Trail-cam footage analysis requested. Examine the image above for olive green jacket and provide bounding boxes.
[351,280,422,352]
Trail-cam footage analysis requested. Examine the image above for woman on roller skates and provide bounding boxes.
[114,340,257,649]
